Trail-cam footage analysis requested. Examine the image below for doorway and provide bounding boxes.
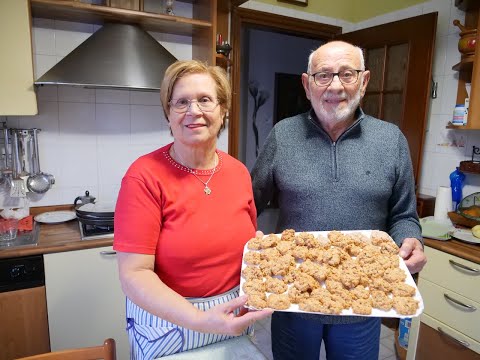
[229,7,340,165]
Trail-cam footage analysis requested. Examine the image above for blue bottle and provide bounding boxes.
[450,167,465,211]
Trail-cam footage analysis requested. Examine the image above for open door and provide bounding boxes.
[338,13,437,187]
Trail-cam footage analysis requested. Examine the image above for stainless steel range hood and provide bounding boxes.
[35,23,177,91]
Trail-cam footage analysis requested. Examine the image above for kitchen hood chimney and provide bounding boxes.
[35,23,177,91]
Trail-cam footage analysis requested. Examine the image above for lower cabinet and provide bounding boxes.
[413,246,480,359]
[44,246,129,359]
[0,286,50,360]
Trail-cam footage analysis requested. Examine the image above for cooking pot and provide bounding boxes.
[76,202,115,218]
[453,19,477,56]
[74,191,96,209]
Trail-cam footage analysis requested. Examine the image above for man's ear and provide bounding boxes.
[301,73,311,100]
[360,70,370,97]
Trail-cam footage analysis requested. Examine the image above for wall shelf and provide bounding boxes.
[452,56,474,72]
[30,0,212,37]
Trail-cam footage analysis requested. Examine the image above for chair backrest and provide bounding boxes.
[15,338,116,360]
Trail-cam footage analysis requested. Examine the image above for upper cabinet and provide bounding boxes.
[30,0,218,64]
[0,0,38,116]
[450,2,480,129]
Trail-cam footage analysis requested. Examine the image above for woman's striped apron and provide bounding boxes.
[125,286,252,359]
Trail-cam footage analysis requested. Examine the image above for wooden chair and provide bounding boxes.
[15,338,116,360]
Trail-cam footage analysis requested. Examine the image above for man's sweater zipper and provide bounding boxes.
[332,141,338,181]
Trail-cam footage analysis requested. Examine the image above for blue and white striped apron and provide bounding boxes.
[125,286,252,359]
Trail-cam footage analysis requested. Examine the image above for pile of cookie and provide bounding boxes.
[241,229,419,316]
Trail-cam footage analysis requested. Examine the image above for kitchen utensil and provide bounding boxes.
[74,190,96,209]
[75,215,114,226]
[10,131,26,198]
[34,211,77,224]
[26,129,55,194]
[76,202,115,218]
[0,127,12,186]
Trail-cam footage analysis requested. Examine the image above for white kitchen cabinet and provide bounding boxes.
[0,0,38,115]
[409,246,480,359]
[44,246,129,359]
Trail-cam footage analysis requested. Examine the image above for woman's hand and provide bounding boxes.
[201,295,273,336]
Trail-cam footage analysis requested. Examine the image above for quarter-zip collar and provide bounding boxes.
[307,107,366,144]
[306,107,366,181]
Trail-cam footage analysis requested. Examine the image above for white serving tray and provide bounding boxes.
[240,230,424,318]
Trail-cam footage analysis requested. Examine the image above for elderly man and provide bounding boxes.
[251,41,426,359]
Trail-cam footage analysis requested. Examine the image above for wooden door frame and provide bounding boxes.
[228,8,341,158]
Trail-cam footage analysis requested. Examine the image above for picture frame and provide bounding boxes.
[277,0,308,6]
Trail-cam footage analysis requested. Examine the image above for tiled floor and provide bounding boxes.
[251,316,398,360]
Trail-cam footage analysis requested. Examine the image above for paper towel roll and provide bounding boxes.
[434,186,453,222]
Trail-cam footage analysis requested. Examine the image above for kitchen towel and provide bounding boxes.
[434,186,453,222]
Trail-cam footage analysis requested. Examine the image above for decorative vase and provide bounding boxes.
[453,19,477,57]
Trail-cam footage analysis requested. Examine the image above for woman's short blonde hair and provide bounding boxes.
[160,60,231,134]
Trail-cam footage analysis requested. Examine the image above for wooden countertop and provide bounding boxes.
[424,237,480,264]
[0,220,113,259]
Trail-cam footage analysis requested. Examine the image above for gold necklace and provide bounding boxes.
[173,145,217,195]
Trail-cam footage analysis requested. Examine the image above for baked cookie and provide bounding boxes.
[243,251,262,265]
[267,294,291,310]
[265,276,288,294]
[247,292,267,309]
[393,296,419,315]
[242,265,263,281]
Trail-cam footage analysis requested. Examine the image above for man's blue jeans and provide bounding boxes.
[271,312,382,360]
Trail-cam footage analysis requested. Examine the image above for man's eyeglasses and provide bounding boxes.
[309,69,363,87]
[169,97,219,113]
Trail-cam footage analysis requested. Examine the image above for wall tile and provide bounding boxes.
[97,183,120,204]
[445,33,462,75]
[148,32,192,60]
[18,101,59,134]
[440,73,459,115]
[97,144,133,187]
[58,86,95,103]
[58,102,96,145]
[95,103,131,145]
[130,105,169,145]
[449,3,465,35]
[34,55,57,79]
[429,75,445,115]
[36,86,58,102]
[463,130,480,158]
[130,91,161,106]
[432,34,447,76]
[96,89,130,104]
[54,20,94,57]
[53,143,98,187]
[33,25,55,56]
[423,0,452,36]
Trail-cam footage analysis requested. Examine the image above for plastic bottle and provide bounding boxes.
[450,167,466,211]
[398,318,411,349]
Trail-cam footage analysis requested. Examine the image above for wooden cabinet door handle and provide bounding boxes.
[444,293,477,311]
[100,250,117,256]
[437,327,470,348]
[449,260,479,274]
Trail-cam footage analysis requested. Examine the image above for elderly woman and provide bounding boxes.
[114,60,272,359]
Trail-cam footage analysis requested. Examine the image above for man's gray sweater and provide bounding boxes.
[251,109,422,324]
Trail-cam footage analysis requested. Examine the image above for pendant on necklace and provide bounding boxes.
[204,186,212,195]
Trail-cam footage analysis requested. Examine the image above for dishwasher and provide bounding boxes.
[0,254,50,360]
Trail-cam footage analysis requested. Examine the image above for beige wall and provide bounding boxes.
[254,0,428,22]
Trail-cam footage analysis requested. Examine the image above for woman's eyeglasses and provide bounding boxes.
[169,97,219,113]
